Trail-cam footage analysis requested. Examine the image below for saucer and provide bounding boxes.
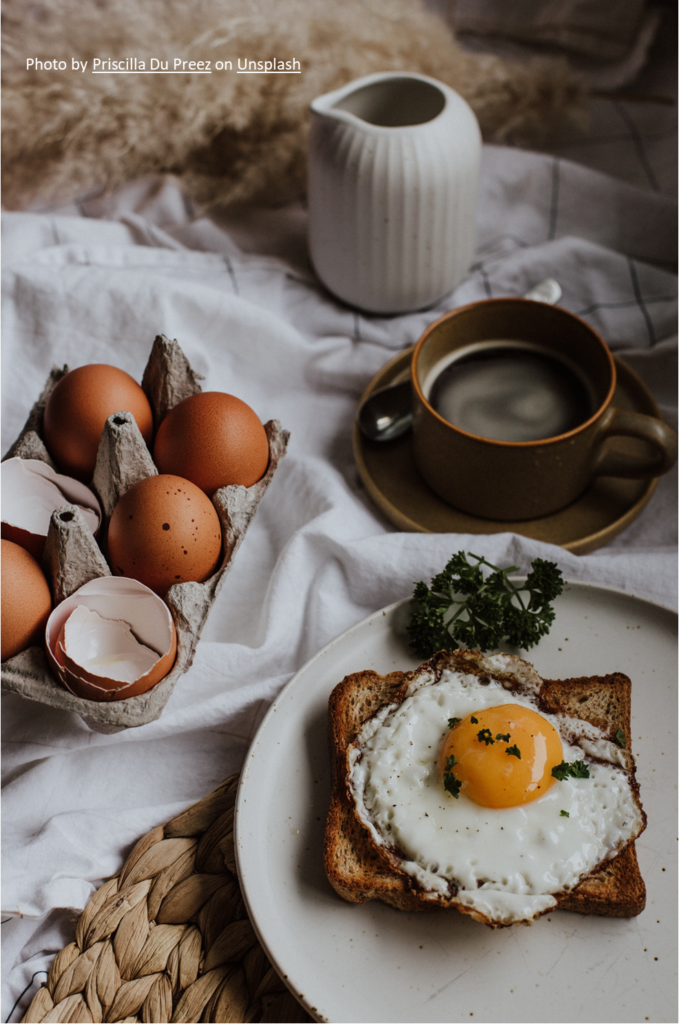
[353,349,660,553]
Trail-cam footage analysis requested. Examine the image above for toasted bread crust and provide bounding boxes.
[324,650,646,923]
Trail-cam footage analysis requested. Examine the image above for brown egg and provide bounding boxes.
[154,392,269,496]
[1,539,52,660]
[43,364,154,481]
[107,474,222,597]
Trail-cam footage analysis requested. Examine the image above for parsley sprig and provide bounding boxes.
[408,551,564,657]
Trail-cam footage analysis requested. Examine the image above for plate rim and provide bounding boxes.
[235,581,677,1021]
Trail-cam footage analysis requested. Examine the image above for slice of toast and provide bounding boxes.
[324,649,646,923]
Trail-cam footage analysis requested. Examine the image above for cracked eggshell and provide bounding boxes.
[45,577,176,701]
[1,458,101,560]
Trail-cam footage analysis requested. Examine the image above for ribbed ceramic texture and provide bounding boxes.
[20,776,311,1024]
[308,73,481,314]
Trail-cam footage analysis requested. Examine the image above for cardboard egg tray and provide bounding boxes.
[1,335,289,733]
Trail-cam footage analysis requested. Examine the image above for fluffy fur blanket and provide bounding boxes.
[2,0,584,211]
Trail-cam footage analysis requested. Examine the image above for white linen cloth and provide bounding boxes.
[2,145,677,1021]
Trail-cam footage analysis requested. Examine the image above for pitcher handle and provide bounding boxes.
[593,407,678,478]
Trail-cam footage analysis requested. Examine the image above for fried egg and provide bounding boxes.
[348,653,645,926]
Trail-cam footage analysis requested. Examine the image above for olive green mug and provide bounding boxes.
[411,298,677,520]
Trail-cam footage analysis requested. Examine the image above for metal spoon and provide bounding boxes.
[357,279,562,441]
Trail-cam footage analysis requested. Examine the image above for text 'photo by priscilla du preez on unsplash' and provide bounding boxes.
[25,56,303,73]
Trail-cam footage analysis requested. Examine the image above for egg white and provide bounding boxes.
[348,662,644,926]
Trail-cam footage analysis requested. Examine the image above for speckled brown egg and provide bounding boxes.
[1,539,53,660]
[153,392,269,496]
[43,364,154,481]
[107,475,222,597]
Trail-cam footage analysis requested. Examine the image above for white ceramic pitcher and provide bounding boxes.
[308,71,481,315]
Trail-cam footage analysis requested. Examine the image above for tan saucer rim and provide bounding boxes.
[353,349,660,554]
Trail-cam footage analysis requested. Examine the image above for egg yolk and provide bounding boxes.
[440,704,563,808]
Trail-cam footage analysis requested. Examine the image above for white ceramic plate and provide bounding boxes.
[236,584,677,1024]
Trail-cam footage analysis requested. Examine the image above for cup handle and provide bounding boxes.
[593,407,678,479]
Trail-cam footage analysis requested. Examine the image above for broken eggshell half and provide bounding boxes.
[1,457,101,560]
[45,576,176,701]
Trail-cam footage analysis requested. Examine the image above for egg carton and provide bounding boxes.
[1,335,289,733]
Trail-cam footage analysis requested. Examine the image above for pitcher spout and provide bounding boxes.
[311,71,448,129]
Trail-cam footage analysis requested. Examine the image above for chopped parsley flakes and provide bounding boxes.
[552,760,590,781]
[443,754,462,798]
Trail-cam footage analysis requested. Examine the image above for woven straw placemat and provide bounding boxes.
[22,775,312,1024]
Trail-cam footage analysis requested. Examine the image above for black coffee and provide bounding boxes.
[428,342,594,442]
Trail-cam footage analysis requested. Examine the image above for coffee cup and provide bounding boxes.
[411,298,677,520]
